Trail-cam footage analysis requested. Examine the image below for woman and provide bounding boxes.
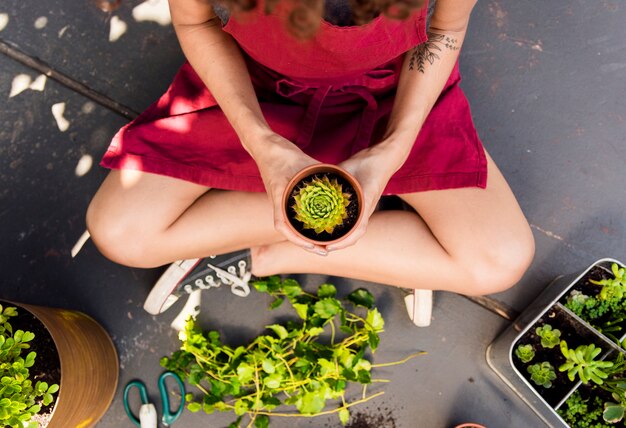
[86,0,535,322]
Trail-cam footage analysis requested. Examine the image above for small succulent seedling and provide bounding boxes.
[558,341,613,384]
[591,263,626,301]
[292,175,352,234]
[527,362,557,388]
[535,324,561,349]
[0,304,59,428]
[515,344,535,363]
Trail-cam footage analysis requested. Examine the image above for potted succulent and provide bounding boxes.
[0,301,119,428]
[282,164,364,246]
[487,258,626,427]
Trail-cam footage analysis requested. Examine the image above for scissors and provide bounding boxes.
[123,371,186,427]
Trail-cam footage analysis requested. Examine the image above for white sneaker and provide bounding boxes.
[404,289,433,327]
[143,250,252,315]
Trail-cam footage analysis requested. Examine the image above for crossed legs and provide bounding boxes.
[87,152,535,296]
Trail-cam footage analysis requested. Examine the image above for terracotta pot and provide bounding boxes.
[282,163,364,246]
[5,302,118,428]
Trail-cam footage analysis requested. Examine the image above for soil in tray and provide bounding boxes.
[559,264,626,343]
[287,173,360,242]
[513,305,613,407]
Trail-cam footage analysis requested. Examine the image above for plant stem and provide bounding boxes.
[241,391,385,418]
[371,352,426,368]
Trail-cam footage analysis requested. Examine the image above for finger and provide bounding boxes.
[325,222,368,252]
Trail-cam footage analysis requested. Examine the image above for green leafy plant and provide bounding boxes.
[558,341,613,384]
[558,390,609,428]
[535,324,561,349]
[162,277,421,427]
[514,344,535,363]
[0,304,59,428]
[591,263,626,295]
[292,175,352,234]
[527,362,557,388]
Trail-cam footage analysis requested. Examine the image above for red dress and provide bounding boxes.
[101,1,487,194]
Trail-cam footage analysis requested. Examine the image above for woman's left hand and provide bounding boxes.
[327,144,404,252]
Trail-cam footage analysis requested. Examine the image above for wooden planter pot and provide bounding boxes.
[6,302,119,428]
[487,258,626,428]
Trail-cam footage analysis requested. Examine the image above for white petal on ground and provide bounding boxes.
[0,13,9,32]
[34,16,48,29]
[51,102,70,132]
[109,15,127,42]
[29,74,47,91]
[132,0,171,26]
[58,25,69,38]
[9,74,31,98]
[75,154,93,177]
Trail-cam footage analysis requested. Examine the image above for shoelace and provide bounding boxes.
[206,260,251,297]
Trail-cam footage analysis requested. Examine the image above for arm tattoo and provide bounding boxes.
[409,32,461,73]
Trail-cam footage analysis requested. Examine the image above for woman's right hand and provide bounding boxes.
[248,132,327,254]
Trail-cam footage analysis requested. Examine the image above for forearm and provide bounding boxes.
[377,1,476,169]
[169,0,273,157]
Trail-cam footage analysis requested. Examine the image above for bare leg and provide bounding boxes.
[87,169,287,267]
[251,152,535,295]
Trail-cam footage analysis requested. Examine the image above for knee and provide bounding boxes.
[86,200,160,268]
[462,229,535,296]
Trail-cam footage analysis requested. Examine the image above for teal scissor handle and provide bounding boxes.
[123,380,150,427]
[158,371,186,426]
[123,372,185,427]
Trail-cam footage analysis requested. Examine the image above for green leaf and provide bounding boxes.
[282,279,303,298]
[297,390,326,414]
[307,327,325,337]
[604,404,625,423]
[269,297,284,310]
[43,393,54,406]
[313,298,342,319]
[368,331,380,351]
[266,324,288,340]
[188,402,202,413]
[253,281,268,293]
[347,289,374,309]
[262,359,276,374]
[263,373,283,389]
[338,408,350,425]
[366,308,385,331]
[317,284,337,298]
[292,303,309,320]
[254,414,270,428]
[21,332,35,343]
[236,363,255,384]
[234,399,250,416]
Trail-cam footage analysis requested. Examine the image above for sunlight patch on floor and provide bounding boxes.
[51,102,70,132]
[132,0,171,26]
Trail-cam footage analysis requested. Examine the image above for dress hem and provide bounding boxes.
[101,151,488,195]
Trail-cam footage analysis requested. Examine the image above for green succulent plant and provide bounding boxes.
[514,344,535,363]
[592,263,626,301]
[535,324,561,349]
[527,361,557,388]
[292,175,352,234]
[558,341,613,384]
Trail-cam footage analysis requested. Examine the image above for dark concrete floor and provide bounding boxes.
[0,1,624,427]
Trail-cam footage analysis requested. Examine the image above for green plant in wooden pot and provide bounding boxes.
[0,301,118,428]
[283,164,364,246]
[0,304,59,428]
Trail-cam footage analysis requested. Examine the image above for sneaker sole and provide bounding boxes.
[143,258,200,315]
